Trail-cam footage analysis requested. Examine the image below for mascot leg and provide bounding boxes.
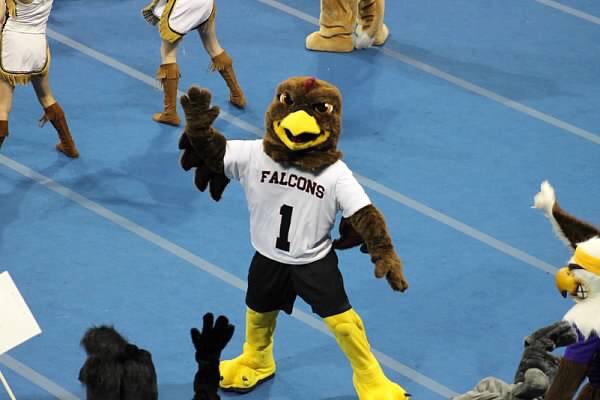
[356,0,389,48]
[41,103,79,158]
[0,120,7,148]
[219,307,278,392]
[324,309,409,400]
[306,0,356,53]
[153,63,181,126]
[211,51,246,109]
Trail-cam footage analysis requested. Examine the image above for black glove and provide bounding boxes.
[191,313,235,400]
[178,134,230,201]
[514,321,577,384]
[332,217,368,253]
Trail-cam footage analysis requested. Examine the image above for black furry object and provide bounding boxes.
[191,313,235,400]
[514,320,577,385]
[79,326,158,400]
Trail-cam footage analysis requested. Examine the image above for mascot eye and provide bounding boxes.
[279,93,294,105]
[313,102,334,114]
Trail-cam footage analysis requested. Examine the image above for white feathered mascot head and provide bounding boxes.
[534,181,600,340]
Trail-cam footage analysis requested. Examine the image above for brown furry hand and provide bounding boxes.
[373,250,408,292]
[181,86,220,136]
[332,217,368,253]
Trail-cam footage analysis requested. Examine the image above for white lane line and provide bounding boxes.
[253,0,600,145]
[357,175,558,274]
[0,354,80,400]
[0,154,458,398]
[378,46,600,145]
[257,0,319,25]
[47,27,558,276]
[535,0,600,24]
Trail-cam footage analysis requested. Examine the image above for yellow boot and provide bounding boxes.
[219,308,278,392]
[306,0,355,52]
[324,309,409,400]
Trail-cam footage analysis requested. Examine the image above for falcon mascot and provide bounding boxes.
[533,181,600,400]
[178,77,409,399]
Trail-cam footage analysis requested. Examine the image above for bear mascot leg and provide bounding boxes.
[306,0,356,52]
[355,0,389,48]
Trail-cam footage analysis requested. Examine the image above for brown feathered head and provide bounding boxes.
[263,77,343,173]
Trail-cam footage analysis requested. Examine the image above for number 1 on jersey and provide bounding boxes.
[276,204,293,251]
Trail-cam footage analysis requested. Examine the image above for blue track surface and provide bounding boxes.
[1,0,599,399]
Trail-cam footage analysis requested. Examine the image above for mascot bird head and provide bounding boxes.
[555,238,600,302]
[263,77,343,173]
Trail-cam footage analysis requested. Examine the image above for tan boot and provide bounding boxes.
[306,0,355,52]
[40,103,79,158]
[324,309,409,400]
[356,0,389,48]
[211,51,246,109]
[0,120,8,148]
[219,308,277,392]
[153,63,181,126]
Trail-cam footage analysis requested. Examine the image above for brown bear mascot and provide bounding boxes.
[178,77,409,399]
[306,0,389,52]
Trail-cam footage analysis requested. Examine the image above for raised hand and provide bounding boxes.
[191,313,235,400]
[181,86,220,136]
[178,87,230,201]
[191,313,235,363]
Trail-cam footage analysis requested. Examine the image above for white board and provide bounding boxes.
[0,271,42,355]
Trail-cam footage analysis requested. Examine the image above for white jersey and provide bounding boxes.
[152,0,213,35]
[224,140,371,265]
[1,0,52,76]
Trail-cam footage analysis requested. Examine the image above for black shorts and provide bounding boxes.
[245,250,352,318]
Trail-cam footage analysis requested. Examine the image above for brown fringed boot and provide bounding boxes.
[211,51,246,108]
[40,103,79,158]
[0,120,8,148]
[153,63,181,126]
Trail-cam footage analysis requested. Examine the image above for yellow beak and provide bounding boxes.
[273,110,330,151]
[555,267,579,298]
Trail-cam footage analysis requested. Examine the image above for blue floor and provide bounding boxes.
[1,0,599,399]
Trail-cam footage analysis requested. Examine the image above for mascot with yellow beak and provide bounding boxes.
[533,181,600,400]
[178,77,409,399]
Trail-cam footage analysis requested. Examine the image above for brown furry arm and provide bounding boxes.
[553,201,600,249]
[179,86,230,201]
[180,86,226,173]
[349,205,408,292]
[544,358,587,400]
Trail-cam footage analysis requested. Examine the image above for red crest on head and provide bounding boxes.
[304,77,317,93]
